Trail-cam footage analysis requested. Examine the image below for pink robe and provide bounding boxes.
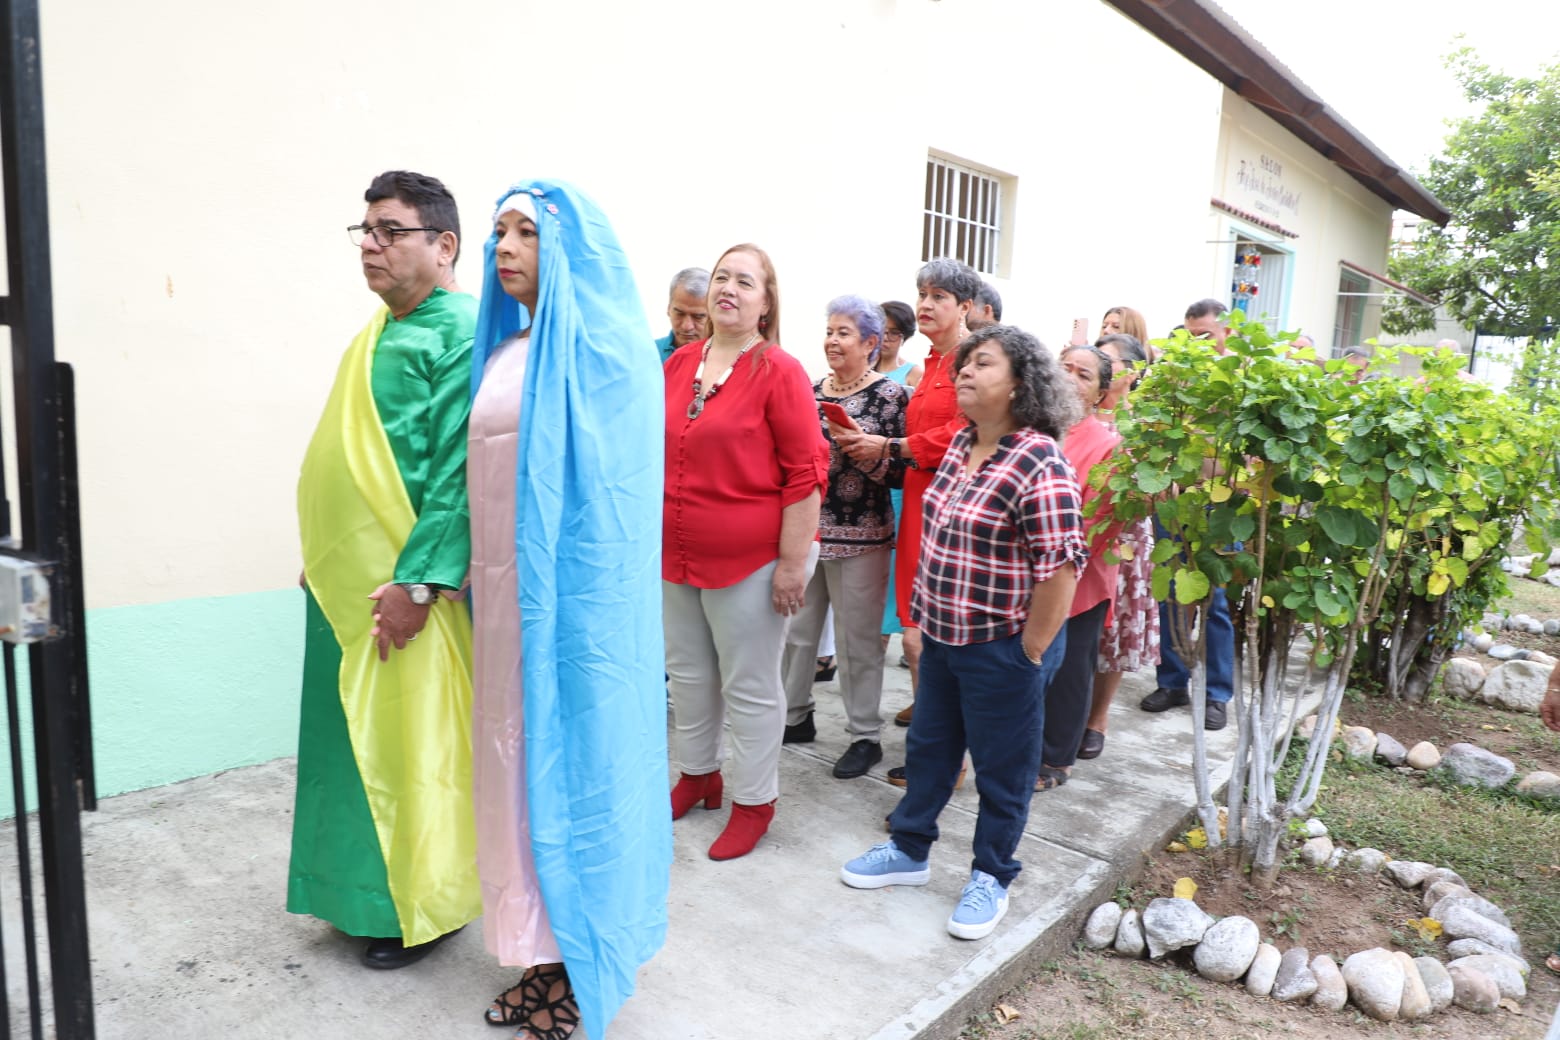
[468,333,562,966]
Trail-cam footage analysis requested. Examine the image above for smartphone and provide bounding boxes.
[819,401,858,429]
[1070,318,1089,347]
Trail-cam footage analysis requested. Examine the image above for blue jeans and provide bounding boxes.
[1156,588,1233,704]
[889,627,1066,886]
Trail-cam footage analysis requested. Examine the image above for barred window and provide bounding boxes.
[922,155,1006,275]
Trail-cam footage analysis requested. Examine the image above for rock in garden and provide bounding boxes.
[1523,618,1546,634]
[1297,714,1318,740]
[1343,847,1388,873]
[1487,643,1519,661]
[1193,915,1260,982]
[1422,880,1473,910]
[1481,611,1503,629]
[1341,725,1377,760]
[1271,946,1318,1002]
[1449,963,1501,1012]
[1510,612,1534,629]
[1448,954,1527,1000]
[1325,848,1344,869]
[1302,817,1327,837]
[1472,632,1496,652]
[1113,908,1145,958]
[1545,618,1560,636]
[1430,892,1512,930]
[1529,650,1558,667]
[1438,901,1523,956]
[1374,732,1408,766]
[1142,897,1213,959]
[1341,947,1403,1021]
[1509,648,1533,661]
[1405,741,1441,770]
[1438,743,1516,789]
[1082,902,1121,949]
[1480,660,1553,713]
[1245,942,1281,996]
[1440,656,1486,698]
[1516,770,1560,801]
[1547,570,1560,588]
[1299,836,1333,867]
[1447,938,1529,973]
[1383,860,1436,888]
[1394,951,1432,1020]
[1309,954,1347,1010]
[1414,956,1454,1013]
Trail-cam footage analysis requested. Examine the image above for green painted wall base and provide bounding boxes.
[0,588,305,810]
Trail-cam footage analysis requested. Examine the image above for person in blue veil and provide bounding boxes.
[466,178,670,1040]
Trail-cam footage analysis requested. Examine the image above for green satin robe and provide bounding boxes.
[288,287,477,938]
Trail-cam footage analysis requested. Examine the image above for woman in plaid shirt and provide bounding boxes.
[841,325,1087,941]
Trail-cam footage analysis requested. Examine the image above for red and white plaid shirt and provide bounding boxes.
[911,426,1087,646]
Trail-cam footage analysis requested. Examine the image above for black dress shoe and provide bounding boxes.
[782,711,816,744]
[1139,686,1190,712]
[1204,700,1229,731]
[1076,728,1106,760]
[362,926,463,970]
[832,739,883,779]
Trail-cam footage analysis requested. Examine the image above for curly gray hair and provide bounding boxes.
[952,325,1082,439]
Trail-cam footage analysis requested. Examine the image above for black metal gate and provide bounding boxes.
[0,0,97,1037]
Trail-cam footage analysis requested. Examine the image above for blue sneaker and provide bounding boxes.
[840,841,931,889]
[947,869,1008,939]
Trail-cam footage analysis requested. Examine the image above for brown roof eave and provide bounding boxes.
[1104,0,1451,225]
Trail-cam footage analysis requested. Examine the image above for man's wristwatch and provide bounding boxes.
[887,438,903,460]
[401,583,436,606]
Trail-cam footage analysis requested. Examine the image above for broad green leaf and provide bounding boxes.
[1174,569,1211,604]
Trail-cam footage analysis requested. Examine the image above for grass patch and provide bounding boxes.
[1282,741,1560,953]
[1493,577,1560,620]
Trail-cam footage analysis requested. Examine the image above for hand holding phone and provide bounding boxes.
[1070,318,1089,347]
[820,401,859,430]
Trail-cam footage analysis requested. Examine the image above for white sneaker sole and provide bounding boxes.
[947,895,1008,939]
[840,864,931,890]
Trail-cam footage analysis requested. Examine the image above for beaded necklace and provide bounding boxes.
[687,333,760,419]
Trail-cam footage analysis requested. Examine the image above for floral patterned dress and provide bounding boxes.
[1095,411,1160,673]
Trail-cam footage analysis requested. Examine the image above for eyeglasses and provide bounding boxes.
[882,330,905,343]
[347,224,443,248]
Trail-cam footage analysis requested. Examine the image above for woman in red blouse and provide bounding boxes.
[1034,346,1124,791]
[662,243,829,861]
[834,258,985,779]
[840,325,1085,942]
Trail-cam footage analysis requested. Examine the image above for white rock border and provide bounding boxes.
[1081,824,1530,1022]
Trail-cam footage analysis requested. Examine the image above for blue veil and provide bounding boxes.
[472,179,670,1040]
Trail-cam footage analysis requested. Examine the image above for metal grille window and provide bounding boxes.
[922,156,1003,275]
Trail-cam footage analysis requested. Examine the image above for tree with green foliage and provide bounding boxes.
[1101,314,1558,888]
[1387,49,1560,408]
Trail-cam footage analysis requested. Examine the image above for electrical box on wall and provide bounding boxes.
[0,554,53,644]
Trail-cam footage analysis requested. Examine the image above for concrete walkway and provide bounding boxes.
[9,637,1253,1040]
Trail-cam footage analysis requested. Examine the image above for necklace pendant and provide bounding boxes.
[687,397,704,420]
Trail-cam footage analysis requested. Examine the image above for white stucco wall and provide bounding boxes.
[24,0,1225,610]
[1209,87,1396,342]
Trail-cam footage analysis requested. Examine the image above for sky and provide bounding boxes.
[1214,0,1560,176]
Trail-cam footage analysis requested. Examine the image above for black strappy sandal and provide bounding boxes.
[485,964,564,1027]
[515,968,579,1040]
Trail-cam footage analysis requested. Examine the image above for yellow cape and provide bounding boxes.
[298,309,479,944]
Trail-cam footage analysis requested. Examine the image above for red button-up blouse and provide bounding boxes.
[662,340,830,588]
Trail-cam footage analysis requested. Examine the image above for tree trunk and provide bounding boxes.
[1246,814,1286,891]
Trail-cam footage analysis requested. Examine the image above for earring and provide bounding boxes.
[1009,390,1016,399]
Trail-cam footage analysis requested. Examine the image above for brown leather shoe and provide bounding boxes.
[894,704,914,727]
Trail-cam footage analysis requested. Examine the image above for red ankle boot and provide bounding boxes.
[708,800,775,861]
[670,771,723,820]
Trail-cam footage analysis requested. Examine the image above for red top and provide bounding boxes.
[894,346,969,625]
[663,340,830,588]
[1062,413,1124,618]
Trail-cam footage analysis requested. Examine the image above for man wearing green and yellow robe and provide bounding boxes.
[290,171,481,969]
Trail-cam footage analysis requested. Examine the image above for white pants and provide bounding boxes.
[781,548,891,742]
[663,545,818,805]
